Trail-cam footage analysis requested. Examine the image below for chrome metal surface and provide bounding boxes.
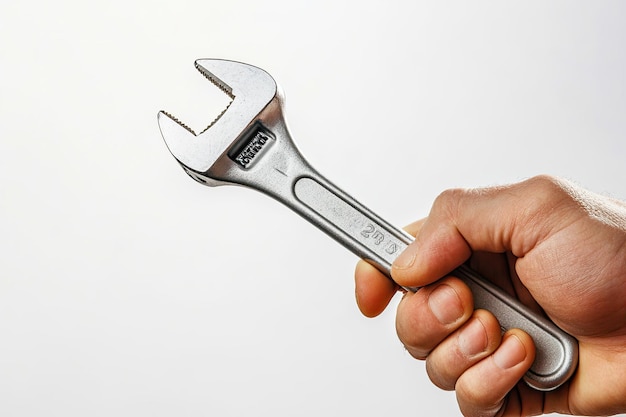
[158,59,578,391]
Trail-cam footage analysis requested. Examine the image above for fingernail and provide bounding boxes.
[428,284,464,325]
[393,243,417,269]
[493,334,527,369]
[459,318,488,357]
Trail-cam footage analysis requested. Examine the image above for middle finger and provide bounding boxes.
[396,276,474,359]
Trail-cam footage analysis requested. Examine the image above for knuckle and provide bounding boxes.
[519,175,585,224]
[396,316,431,355]
[523,174,575,206]
[424,311,500,393]
[396,279,474,360]
[403,344,429,361]
[425,354,457,391]
[456,376,506,417]
[395,293,438,354]
[525,174,563,195]
[432,188,466,218]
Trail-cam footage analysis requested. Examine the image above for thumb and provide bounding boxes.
[390,176,571,287]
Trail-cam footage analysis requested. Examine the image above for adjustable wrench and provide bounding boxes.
[157,59,577,391]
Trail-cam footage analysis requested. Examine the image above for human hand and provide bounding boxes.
[355,175,626,416]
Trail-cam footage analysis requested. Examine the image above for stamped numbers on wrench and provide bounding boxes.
[361,224,400,255]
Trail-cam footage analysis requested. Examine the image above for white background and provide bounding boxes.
[1,1,625,416]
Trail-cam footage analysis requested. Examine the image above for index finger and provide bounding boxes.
[354,260,398,317]
[354,219,427,317]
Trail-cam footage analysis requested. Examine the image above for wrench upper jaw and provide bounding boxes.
[158,59,278,176]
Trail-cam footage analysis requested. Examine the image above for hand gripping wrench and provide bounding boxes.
[158,59,578,391]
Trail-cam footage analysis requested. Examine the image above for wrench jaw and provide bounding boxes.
[158,59,279,183]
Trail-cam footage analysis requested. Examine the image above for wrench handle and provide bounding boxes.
[291,175,578,391]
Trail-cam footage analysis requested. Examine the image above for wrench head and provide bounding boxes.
[158,59,277,173]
